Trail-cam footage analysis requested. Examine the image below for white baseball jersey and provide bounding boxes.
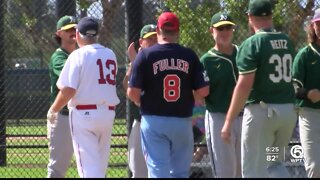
[57,43,120,107]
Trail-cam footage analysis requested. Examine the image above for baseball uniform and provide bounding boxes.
[292,42,320,178]
[237,28,297,177]
[56,17,120,178]
[200,45,242,178]
[47,15,76,178]
[127,24,157,178]
[129,42,209,177]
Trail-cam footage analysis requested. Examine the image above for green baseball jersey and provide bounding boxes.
[237,28,295,104]
[48,48,69,112]
[200,46,238,113]
[130,101,141,120]
[292,43,320,109]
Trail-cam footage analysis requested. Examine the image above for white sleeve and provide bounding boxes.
[56,52,80,90]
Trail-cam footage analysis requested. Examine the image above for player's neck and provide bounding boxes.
[214,43,234,55]
[157,35,178,44]
[61,43,77,54]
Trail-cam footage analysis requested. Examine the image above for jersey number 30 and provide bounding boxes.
[97,59,116,85]
[163,75,180,102]
[269,54,292,83]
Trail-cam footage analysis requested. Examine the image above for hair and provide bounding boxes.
[54,34,62,45]
[159,28,178,36]
[307,23,317,44]
[78,33,97,45]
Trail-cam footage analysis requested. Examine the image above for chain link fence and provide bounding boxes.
[0,0,317,178]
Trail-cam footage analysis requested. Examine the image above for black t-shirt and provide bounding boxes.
[129,43,209,117]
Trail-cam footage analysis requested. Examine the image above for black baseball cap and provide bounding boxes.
[76,16,99,37]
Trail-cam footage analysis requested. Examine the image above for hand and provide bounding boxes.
[308,89,320,103]
[221,123,231,144]
[127,42,137,62]
[47,109,58,127]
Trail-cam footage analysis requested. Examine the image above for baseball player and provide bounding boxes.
[122,24,157,178]
[292,8,320,178]
[200,12,241,178]
[127,12,209,178]
[47,16,120,178]
[221,0,297,178]
[47,15,77,178]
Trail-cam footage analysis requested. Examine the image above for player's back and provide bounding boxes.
[64,43,120,107]
[237,29,295,104]
[132,43,207,117]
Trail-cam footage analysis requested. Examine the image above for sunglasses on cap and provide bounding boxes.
[216,25,234,31]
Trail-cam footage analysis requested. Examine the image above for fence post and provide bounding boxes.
[0,0,6,167]
[125,0,143,177]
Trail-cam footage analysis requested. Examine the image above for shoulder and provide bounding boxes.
[295,45,312,59]
[50,48,68,65]
[200,51,210,62]
[51,48,67,59]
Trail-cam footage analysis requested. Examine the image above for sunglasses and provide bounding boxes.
[216,25,234,31]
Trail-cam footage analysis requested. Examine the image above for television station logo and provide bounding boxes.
[289,144,304,163]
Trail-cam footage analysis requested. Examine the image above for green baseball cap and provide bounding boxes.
[56,15,77,31]
[211,12,235,28]
[140,24,157,39]
[247,0,272,16]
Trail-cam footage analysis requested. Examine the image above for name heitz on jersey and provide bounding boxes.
[153,58,189,75]
[270,39,288,49]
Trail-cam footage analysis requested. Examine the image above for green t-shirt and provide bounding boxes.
[292,43,320,109]
[200,46,238,113]
[48,48,69,112]
[130,101,141,120]
[237,28,295,104]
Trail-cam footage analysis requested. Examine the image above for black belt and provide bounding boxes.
[59,109,69,116]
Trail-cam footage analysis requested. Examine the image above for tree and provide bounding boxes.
[223,0,315,48]
[162,0,221,56]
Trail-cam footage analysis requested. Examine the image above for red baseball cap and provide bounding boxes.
[157,12,179,31]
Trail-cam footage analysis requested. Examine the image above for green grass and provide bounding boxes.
[2,119,129,178]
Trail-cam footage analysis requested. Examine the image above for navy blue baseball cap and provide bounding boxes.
[76,16,99,37]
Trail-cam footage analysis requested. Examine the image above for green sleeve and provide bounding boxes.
[52,54,68,76]
[236,38,258,74]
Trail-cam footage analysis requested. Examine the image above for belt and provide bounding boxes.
[59,109,69,116]
[75,104,115,111]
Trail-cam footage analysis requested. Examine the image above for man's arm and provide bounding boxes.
[221,73,255,143]
[127,87,141,106]
[50,87,76,113]
[122,42,137,91]
[194,86,209,99]
[122,64,132,91]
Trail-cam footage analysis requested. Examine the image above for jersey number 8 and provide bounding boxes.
[163,75,180,102]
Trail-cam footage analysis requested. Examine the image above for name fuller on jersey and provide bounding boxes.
[270,39,288,50]
[153,58,189,75]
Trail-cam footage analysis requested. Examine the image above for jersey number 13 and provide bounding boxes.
[97,59,116,85]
